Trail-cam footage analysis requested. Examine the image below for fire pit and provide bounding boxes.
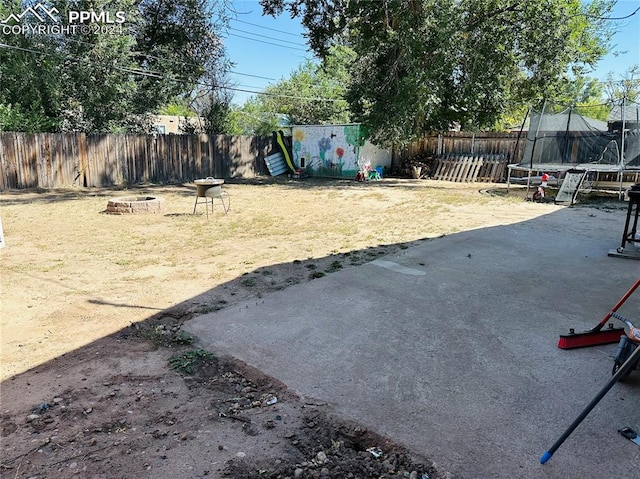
[106,196,166,215]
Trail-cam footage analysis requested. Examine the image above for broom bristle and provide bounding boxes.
[557,328,626,349]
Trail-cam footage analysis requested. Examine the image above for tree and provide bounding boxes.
[159,100,197,117]
[0,0,232,132]
[604,65,640,103]
[0,1,65,131]
[132,0,229,122]
[225,99,283,136]
[260,45,355,125]
[497,75,610,127]
[555,76,610,121]
[261,0,615,146]
[227,45,354,135]
[53,0,143,132]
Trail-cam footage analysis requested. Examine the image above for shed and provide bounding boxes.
[290,124,391,178]
[607,101,640,133]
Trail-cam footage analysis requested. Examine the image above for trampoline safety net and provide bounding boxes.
[520,101,640,170]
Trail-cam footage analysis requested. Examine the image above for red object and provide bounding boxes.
[557,279,640,349]
[541,173,549,182]
[557,327,626,350]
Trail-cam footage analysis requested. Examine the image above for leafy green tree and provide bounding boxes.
[604,65,640,103]
[184,65,236,134]
[225,98,283,136]
[0,1,65,131]
[132,0,228,120]
[261,0,615,145]
[197,90,234,134]
[557,76,610,121]
[229,45,354,134]
[260,45,354,125]
[53,0,142,132]
[159,100,197,117]
[499,76,610,127]
[0,0,232,133]
[0,104,57,132]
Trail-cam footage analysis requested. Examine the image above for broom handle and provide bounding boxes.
[590,278,640,332]
[540,340,640,464]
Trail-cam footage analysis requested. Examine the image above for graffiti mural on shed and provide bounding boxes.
[291,124,391,178]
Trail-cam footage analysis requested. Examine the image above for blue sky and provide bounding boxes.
[223,0,640,106]
[223,1,310,105]
[589,1,640,81]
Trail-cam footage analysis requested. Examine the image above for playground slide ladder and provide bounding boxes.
[555,169,589,205]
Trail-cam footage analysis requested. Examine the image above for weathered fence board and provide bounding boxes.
[0,133,273,190]
[433,154,507,183]
[1,130,530,190]
[393,131,526,166]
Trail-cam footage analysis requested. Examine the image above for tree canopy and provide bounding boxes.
[260,45,354,125]
[227,45,355,135]
[604,66,640,103]
[0,0,231,133]
[261,0,615,145]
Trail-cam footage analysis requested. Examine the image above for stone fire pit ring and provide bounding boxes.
[106,196,166,215]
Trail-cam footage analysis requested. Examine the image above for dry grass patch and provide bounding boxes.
[0,178,563,380]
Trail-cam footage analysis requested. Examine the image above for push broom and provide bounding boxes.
[541,318,640,464]
[557,278,640,349]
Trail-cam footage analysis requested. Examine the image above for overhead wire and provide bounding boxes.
[43,33,284,82]
[224,32,308,52]
[583,6,640,21]
[0,22,309,85]
[227,26,307,48]
[2,39,634,106]
[232,18,302,37]
[3,7,636,105]
[0,42,341,102]
[20,34,315,88]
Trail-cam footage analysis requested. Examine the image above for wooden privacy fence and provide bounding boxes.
[394,131,526,164]
[2,130,529,190]
[432,154,508,183]
[0,132,273,190]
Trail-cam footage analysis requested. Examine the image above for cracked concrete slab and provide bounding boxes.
[185,206,640,478]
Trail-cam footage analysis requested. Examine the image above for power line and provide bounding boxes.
[3,41,633,105]
[233,82,276,91]
[0,42,53,56]
[229,70,278,81]
[0,39,334,99]
[227,26,306,47]
[592,78,640,86]
[0,42,340,102]
[52,35,287,84]
[232,18,302,37]
[224,32,308,52]
[598,6,640,21]
[567,5,640,22]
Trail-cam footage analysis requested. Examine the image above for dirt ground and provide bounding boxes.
[0,177,622,478]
